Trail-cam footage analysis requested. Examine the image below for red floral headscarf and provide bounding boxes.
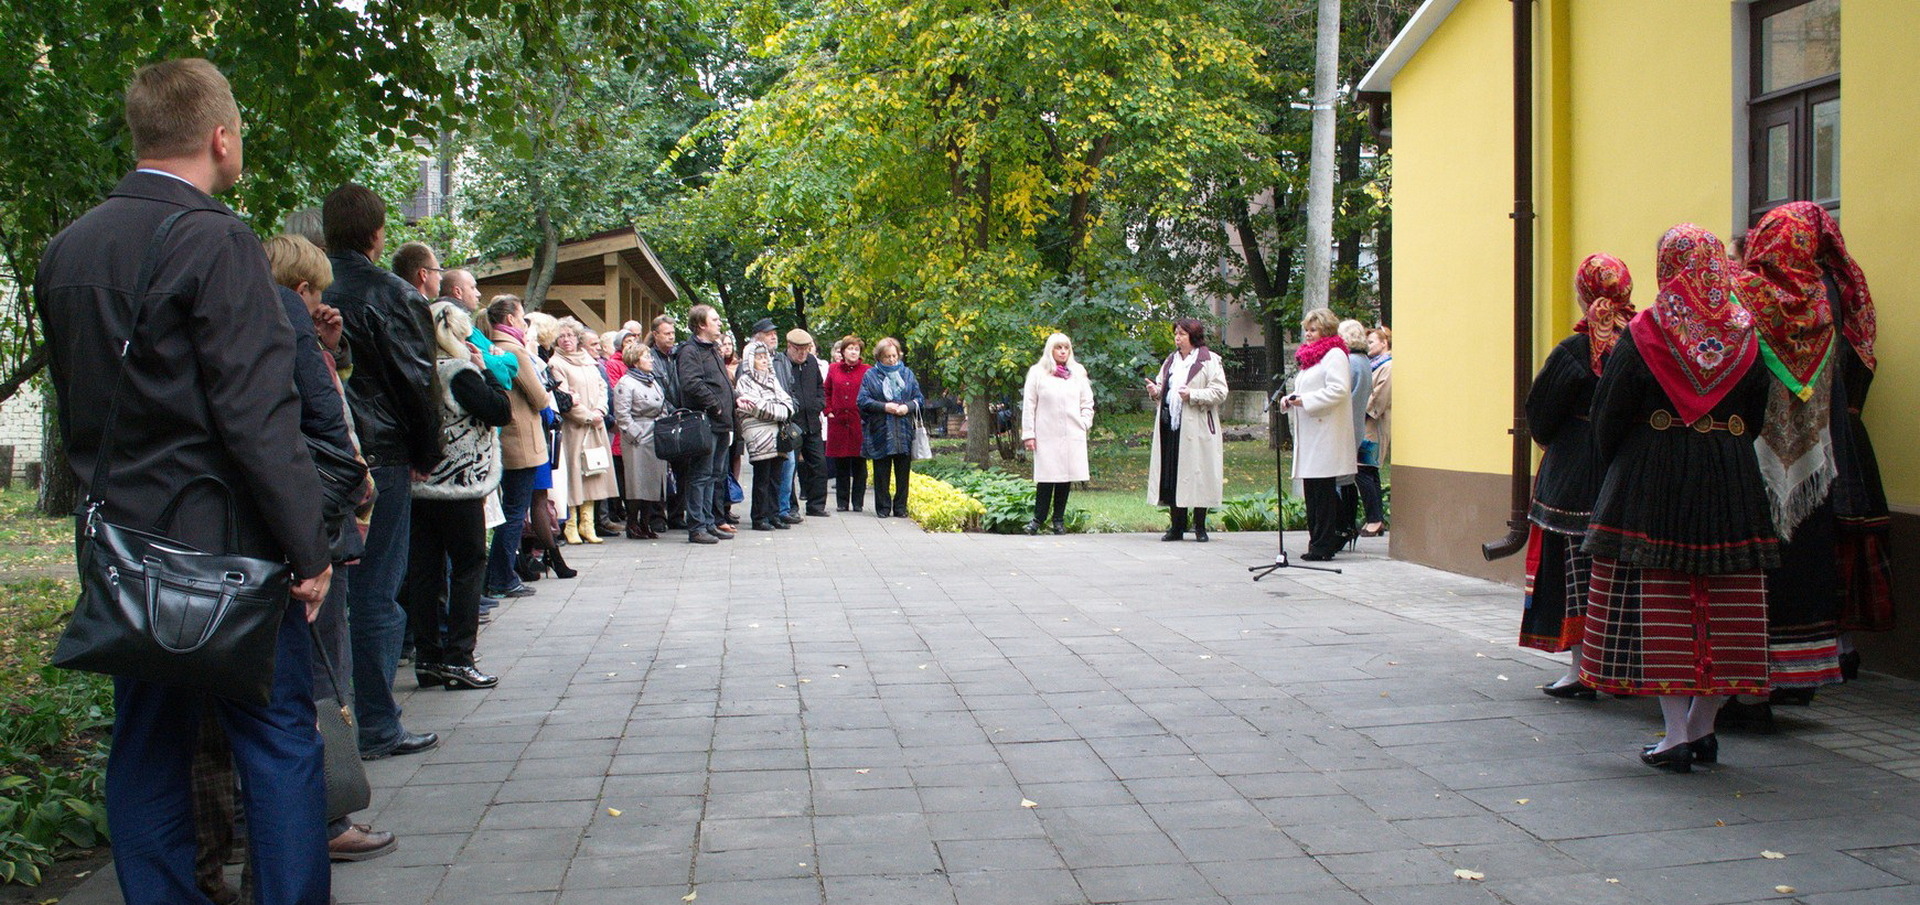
[1802,204,1875,371]
[1572,253,1634,376]
[1627,224,1756,425]
[1740,202,1837,400]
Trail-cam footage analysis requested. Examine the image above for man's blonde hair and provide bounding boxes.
[125,59,240,160]
[263,234,332,293]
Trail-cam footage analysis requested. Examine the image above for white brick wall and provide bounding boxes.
[0,382,44,482]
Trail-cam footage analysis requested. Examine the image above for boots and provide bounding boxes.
[625,501,646,539]
[576,504,603,544]
[1162,507,1187,542]
[1193,507,1209,542]
[563,510,582,545]
[546,543,577,579]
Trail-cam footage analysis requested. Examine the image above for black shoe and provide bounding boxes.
[772,518,791,530]
[516,551,545,583]
[1161,529,1183,542]
[1300,551,1334,561]
[852,504,863,512]
[1770,687,1818,706]
[1541,681,1598,700]
[1715,699,1777,734]
[1050,519,1066,536]
[363,731,439,761]
[440,664,498,690]
[1194,525,1209,542]
[1692,733,1718,764]
[547,546,577,578]
[1024,520,1041,535]
[876,510,891,519]
[807,507,831,517]
[1840,650,1861,681]
[1640,741,1694,773]
[415,663,447,688]
[893,507,908,518]
[783,513,804,525]
[689,531,719,544]
[835,502,850,512]
[752,521,776,531]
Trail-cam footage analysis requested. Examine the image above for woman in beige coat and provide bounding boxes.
[549,318,619,543]
[1022,332,1094,535]
[480,295,552,595]
[1280,307,1355,560]
[1359,325,1392,536]
[1145,318,1230,541]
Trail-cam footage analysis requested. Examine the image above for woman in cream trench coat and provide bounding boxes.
[1021,332,1095,535]
[1145,318,1230,541]
[1280,307,1356,560]
[549,319,620,543]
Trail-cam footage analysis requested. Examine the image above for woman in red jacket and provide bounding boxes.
[824,335,871,511]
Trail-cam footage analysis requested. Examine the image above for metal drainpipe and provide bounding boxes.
[1482,0,1536,561]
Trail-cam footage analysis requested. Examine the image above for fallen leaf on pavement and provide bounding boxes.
[855,769,870,774]
[683,891,697,902]
[1761,850,1785,860]
[1775,886,1795,894]
[1453,869,1485,881]
[1514,799,1530,805]
[1020,799,1038,808]
[606,808,622,817]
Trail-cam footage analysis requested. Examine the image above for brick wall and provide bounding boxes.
[0,383,44,484]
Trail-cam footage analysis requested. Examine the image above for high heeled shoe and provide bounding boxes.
[546,544,578,579]
[1640,741,1695,773]
[1541,681,1598,700]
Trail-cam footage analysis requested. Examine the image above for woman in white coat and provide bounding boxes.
[1021,332,1095,535]
[1280,307,1356,560]
[1145,318,1230,541]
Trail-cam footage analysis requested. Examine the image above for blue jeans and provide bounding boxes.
[347,464,413,755]
[776,450,798,517]
[486,466,537,592]
[686,434,731,536]
[108,599,330,905]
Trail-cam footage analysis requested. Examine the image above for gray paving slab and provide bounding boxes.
[55,517,1920,905]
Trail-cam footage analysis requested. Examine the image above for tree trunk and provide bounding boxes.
[791,283,807,330]
[37,393,74,517]
[1333,132,1363,309]
[0,344,47,407]
[964,392,992,467]
[524,202,560,312]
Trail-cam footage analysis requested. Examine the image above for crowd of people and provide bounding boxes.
[1518,210,1892,773]
[1275,312,1394,559]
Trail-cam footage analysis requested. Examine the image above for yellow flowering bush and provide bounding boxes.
[904,472,986,533]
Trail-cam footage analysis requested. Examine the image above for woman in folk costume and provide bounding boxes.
[1798,206,1893,674]
[1580,225,1779,773]
[1737,202,1851,708]
[1145,318,1230,542]
[1523,253,1634,699]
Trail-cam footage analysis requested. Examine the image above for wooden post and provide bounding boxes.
[25,460,42,489]
[0,445,12,490]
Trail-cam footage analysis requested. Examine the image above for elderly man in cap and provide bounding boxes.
[773,326,830,520]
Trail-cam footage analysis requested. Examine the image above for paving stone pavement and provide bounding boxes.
[62,509,1920,905]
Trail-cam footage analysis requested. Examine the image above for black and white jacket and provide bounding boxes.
[412,358,513,500]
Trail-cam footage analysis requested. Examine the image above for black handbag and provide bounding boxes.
[49,209,293,707]
[308,434,368,564]
[653,407,714,461]
[311,623,371,820]
[776,420,804,454]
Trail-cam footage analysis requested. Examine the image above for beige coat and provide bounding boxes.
[490,334,551,469]
[1021,361,1094,482]
[549,352,619,502]
[1365,356,1392,464]
[1146,349,1229,508]
[613,371,668,501]
[1289,348,1356,479]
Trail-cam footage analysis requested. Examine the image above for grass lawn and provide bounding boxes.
[927,411,1387,532]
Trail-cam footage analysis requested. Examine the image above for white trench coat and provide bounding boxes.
[1146,349,1229,508]
[1021,361,1095,483]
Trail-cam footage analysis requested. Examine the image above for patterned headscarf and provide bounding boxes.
[1800,203,1875,370]
[1741,203,1837,400]
[1572,253,1634,376]
[1627,224,1756,425]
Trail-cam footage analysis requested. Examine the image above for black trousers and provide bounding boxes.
[834,456,869,510]
[1303,477,1344,557]
[1356,464,1385,524]
[1034,482,1070,523]
[750,457,781,524]
[870,454,912,515]
[405,497,486,667]
[797,422,828,510]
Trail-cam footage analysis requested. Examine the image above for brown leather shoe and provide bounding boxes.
[328,824,397,862]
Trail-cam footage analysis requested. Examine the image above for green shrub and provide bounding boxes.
[1216,489,1307,532]
[923,463,1090,533]
[904,472,986,532]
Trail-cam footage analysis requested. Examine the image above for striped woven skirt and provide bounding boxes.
[1519,525,1589,653]
[1579,558,1770,696]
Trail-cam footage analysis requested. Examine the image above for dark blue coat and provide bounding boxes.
[858,364,924,458]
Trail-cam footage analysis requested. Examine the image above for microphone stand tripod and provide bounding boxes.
[1250,379,1340,580]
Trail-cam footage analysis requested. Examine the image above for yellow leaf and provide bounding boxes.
[1514,799,1530,805]
[606,808,622,817]
[1775,886,1795,894]
[1020,799,1038,808]
[1761,850,1786,860]
[1453,869,1485,881]
[683,892,697,902]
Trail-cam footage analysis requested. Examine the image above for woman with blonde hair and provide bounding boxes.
[1279,307,1353,559]
[1021,332,1094,534]
[548,318,619,543]
[406,302,511,689]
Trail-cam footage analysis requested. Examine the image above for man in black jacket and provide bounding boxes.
[774,328,830,518]
[675,304,737,544]
[36,58,333,905]
[321,183,442,760]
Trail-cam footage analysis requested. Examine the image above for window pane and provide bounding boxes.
[1812,97,1840,203]
[1766,124,1792,201]
[1760,0,1840,94]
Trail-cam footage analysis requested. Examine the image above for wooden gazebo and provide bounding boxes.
[471,227,678,331]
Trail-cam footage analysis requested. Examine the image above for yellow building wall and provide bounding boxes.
[1841,0,1920,511]
[1563,1,1734,334]
[1387,0,1516,476]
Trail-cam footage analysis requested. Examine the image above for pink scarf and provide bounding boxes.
[494,322,527,346]
[1296,335,1345,370]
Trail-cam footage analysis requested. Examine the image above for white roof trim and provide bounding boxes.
[1356,0,1466,94]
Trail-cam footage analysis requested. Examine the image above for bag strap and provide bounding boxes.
[308,621,354,725]
[85,206,214,514]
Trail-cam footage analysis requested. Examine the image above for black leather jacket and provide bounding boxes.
[323,250,442,469]
[675,335,734,433]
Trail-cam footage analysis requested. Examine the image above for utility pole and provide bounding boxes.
[1303,0,1342,313]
